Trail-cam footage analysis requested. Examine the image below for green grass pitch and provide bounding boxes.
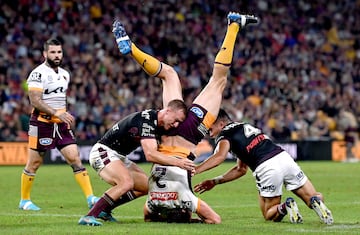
[1,161,359,234]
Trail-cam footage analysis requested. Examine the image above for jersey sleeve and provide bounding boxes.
[27,70,44,90]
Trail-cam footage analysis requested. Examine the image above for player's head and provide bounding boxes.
[161,99,187,130]
[43,38,63,68]
[166,208,192,223]
[209,108,232,138]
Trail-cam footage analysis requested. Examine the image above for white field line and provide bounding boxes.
[0,212,142,219]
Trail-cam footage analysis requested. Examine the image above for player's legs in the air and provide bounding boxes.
[112,20,182,107]
[193,12,259,119]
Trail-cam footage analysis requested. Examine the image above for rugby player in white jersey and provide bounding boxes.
[19,38,99,211]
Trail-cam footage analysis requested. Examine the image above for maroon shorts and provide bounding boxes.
[28,116,76,152]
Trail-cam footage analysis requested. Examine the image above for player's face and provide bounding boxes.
[163,109,186,130]
[44,45,63,68]
[209,121,222,138]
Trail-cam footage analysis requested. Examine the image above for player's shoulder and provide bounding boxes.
[58,66,70,77]
[223,122,244,131]
[31,62,47,73]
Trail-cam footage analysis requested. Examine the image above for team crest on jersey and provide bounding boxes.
[190,107,204,118]
[48,75,53,81]
[29,72,42,82]
[39,138,52,146]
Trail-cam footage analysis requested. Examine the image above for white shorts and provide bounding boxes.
[145,164,199,213]
[89,143,133,174]
[253,151,308,197]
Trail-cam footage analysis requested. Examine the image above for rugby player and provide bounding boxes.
[194,109,334,225]
[109,12,259,223]
[19,38,99,211]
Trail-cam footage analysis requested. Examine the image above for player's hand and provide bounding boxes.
[178,158,195,171]
[194,180,216,194]
[54,110,75,126]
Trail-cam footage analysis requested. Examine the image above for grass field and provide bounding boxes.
[1,161,359,235]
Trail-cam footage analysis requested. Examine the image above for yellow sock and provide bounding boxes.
[131,43,162,76]
[74,170,94,198]
[215,23,240,65]
[21,171,35,200]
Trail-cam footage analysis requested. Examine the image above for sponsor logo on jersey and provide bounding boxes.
[142,123,155,137]
[150,192,178,201]
[181,200,193,209]
[197,123,208,137]
[29,72,42,82]
[141,110,151,120]
[39,138,52,146]
[246,134,265,153]
[190,106,204,118]
[44,86,65,94]
[296,171,304,181]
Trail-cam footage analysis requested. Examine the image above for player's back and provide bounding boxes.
[99,109,158,155]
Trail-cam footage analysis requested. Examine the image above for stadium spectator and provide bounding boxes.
[194,108,334,225]
[19,38,99,211]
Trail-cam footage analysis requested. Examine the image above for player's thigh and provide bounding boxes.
[159,63,183,106]
[128,163,148,194]
[100,160,133,186]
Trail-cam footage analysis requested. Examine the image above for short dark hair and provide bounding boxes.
[43,38,62,51]
[167,99,187,114]
[216,108,232,122]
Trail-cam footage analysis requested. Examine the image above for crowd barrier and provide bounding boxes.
[0,140,359,165]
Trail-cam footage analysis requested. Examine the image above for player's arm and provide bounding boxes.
[28,88,57,115]
[140,138,195,170]
[195,139,230,175]
[28,88,74,125]
[194,159,248,194]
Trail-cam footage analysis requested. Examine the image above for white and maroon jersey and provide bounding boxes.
[27,62,70,111]
[145,164,199,213]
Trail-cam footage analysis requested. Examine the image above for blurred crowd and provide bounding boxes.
[0,0,360,145]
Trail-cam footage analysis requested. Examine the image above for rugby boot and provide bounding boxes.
[227,12,259,27]
[310,196,334,225]
[112,20,132,55]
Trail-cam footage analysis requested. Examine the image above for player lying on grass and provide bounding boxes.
[194,109,334,225]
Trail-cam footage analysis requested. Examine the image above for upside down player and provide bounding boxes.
[194,109,334,225]
[112,12,259,223]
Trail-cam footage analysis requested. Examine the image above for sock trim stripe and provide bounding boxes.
[116,36,130,42]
